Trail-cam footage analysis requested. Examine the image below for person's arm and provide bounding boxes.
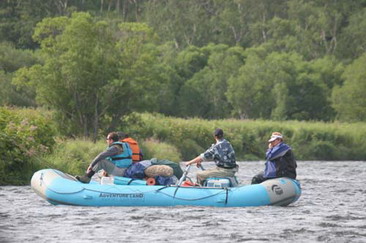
[87,146,120,172]
[186,144,215,167]
[186,155,203,167]
[201,143,216,161]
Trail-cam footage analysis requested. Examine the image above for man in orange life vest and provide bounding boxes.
[117,132,143,163]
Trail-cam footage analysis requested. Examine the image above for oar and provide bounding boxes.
[176,164,191,186]
[173,164,192,197]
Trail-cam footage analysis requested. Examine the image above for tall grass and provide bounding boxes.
[39,138,106,175]
[141,138,182,162]
[122,113,366,161]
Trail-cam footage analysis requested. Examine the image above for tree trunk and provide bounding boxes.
[116,0,120,14]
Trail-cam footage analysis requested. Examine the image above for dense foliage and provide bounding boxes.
[12,13,170,140]
[0,107,56,185]
[0,1,365,132]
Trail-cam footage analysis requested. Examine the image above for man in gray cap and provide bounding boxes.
[186,128,238,185]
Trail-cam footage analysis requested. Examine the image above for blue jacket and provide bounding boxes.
[263,142,297,179]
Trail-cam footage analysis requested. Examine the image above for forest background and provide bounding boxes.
[0,0,365,185]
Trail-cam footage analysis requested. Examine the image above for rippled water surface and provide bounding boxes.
[1,161,366,242]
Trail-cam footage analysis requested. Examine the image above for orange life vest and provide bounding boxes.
[122,137,143,162]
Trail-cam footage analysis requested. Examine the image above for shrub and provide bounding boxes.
[0,107,56,185]
[306,141,339,160]
[39,138,105,175]
[176,138,204,161]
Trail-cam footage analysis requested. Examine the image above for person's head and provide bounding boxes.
[106,132,119,145]
[214,128,224,140]
[117,131,128,141]
[268,132,283,147]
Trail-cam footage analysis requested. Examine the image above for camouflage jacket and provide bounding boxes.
[200,139,237,168]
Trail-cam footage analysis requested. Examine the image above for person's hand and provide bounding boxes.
[86,165,92,173]
[186,157,202,167]
[185,160,195,167]
[268,142,273,149]
[196,160,202,168]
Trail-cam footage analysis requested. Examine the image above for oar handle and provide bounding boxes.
[176,164,191,186]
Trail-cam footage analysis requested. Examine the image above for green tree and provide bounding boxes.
[110,22,170,128]
[306,56,344,120]
[227,48,335,120]
[178,44,245,118]
[337,8,366,61]
[13,12,166,140]
[169,45,209,117]
[154,42,185,116]
[268,53,338,121]
[0,0,145,49]
[143,0,217,48]
[227,47,274,119]
[0,0,71,49]
[0,42,38,106]
[332,53,366,121]
[284,0,366,60]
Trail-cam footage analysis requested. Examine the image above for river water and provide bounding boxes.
[1,161,366,243]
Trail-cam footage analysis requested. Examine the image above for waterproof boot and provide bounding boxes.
[76,170,95,184]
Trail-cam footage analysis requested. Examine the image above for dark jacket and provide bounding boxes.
[264,143,297,179]
[272,149,297,179]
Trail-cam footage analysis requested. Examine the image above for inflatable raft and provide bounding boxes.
[31,169,301,207]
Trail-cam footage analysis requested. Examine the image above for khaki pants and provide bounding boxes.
[92,159,126,177]
[196,166,238,185]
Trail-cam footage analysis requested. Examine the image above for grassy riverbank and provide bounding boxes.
[1,108,365,185]
[123,113,366,161]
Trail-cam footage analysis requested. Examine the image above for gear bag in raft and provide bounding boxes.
[150,158,183,179]
[123,160,152,179]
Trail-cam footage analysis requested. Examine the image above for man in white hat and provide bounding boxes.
[251,132,297,184]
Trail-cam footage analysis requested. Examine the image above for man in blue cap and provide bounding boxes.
[186,128,238,185]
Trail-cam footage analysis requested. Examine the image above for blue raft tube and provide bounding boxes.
[31,168,301,207]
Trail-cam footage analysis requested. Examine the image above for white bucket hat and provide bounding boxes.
[268,132,283,142]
